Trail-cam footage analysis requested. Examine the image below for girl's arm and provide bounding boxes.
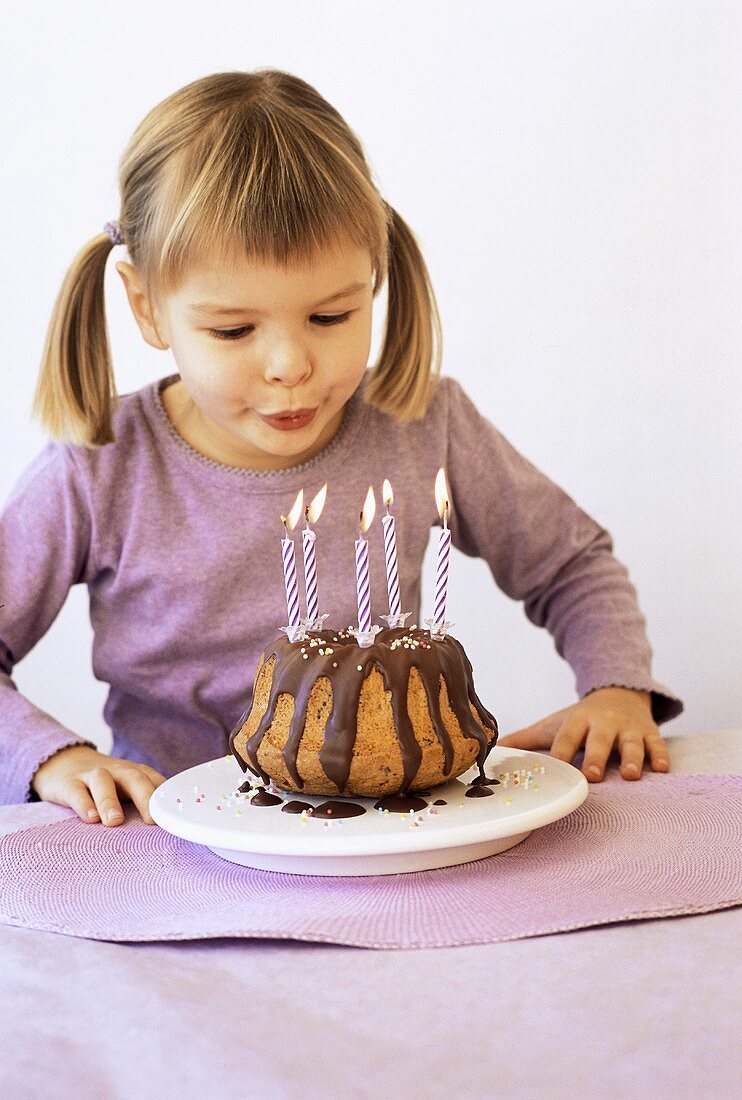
[0,442,164,818]
[442,378,682,778]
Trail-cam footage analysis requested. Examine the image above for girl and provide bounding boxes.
[0,69,682,827]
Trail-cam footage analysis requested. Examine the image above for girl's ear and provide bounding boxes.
[115,261,170,351]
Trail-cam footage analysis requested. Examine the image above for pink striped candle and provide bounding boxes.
[280,490,303,630]
[302,527,318,622]
[381,479,401,617]
[302,484,327,625]
[433,469,451,626]
[355,486,376,632]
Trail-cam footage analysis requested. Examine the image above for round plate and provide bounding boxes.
[149,748,588,876]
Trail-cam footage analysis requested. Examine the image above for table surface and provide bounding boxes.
[1,730,740,1100]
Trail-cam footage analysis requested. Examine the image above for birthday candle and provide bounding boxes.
[281,490,303,629]
[302,484,327,624]
[433,468,451,626]
[355,486,376,632]
[381,479,401,618]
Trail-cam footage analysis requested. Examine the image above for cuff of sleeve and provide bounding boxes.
[578,672,684,725]
[7,732,98,806]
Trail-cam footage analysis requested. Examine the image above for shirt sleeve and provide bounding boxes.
[443,378,683,724]
[0,443,98,804]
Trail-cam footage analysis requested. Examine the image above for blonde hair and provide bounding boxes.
[34,69,443,447]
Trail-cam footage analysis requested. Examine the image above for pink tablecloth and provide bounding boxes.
[1,771,739,947]
[1,732,740,1100]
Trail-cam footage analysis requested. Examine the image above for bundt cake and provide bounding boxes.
[229,626,498,798]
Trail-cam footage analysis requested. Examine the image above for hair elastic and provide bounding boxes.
[103,220,124,245]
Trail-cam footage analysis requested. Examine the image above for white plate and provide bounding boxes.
[149,748,588,876]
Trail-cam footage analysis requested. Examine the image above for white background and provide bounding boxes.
[1,0,740,750]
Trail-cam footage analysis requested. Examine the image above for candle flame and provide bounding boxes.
[306,483,328,525]
[382,478,394,508]
[359,486,376,535]
[434,468,450,524]
[282,490,304,532]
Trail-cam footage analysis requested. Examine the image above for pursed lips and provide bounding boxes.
[256,407,318,430]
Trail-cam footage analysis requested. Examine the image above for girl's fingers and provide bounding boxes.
[85,767,125,826]
[617,728,646,780]
[645,728,671,773]
[551,715,590,767]
[65,778,103,824]
[498,705,577,750]
[117,770,158,825]
[498,727,556,751]
[580,722,619,781]
[139,765,167,787]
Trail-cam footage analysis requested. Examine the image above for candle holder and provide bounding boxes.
[281,623,310,644]
[302,612,331,633]
[423,617,454,640]
[349,624,382,648]
[380,611,412,629]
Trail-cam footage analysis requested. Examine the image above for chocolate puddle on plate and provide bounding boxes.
[241,774,501,817]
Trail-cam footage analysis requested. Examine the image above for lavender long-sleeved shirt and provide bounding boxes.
[0,373,682,803]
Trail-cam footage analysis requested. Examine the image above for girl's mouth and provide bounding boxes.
[257,408,317,432]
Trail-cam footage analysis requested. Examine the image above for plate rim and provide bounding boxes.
[150,748,588,858]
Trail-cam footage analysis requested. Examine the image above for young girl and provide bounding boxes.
[0,69,682,827]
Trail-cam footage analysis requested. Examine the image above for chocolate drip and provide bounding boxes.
[249,790,282,807]
[229,628,498,797]
[433,799,447,806]
[281,800,313,814]
[465,784,494,798]
[312,800,366,819]
[374,794,428,814]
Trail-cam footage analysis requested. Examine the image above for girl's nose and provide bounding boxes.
[264,342,312,387]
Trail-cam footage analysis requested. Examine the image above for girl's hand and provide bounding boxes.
[31,744,166,825]
[497,687,670,781]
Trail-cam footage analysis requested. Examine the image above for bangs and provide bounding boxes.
[144,103,387,298]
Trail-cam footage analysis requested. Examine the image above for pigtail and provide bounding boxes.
[365,203,443,420]
[33,230,119,447]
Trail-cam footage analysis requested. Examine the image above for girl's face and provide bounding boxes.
[129,239,375,471]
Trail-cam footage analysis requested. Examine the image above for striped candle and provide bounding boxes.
[280,490,304,630]
[433,468,451,626]
[355,486,376,633]
[433,516,451,625]
[302,527,318,623]
[282,534,301,629]
[301,483,327,626]
[381,479,401,617]
[355,537,371,632]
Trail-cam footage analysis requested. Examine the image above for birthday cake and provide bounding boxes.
[229,626,499,798]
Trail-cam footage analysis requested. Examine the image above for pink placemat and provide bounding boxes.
[1,773,739,949]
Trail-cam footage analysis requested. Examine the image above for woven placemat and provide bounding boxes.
[1,773,739,949]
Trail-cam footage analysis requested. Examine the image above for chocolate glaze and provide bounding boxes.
[249,790,282,807]
[281,800,313,814]
[312,800,366,819]
[465,784,494,798]
[229,627,498,797]
[374,794,428,814]
[434,799,447,806]
[470,775,501,787]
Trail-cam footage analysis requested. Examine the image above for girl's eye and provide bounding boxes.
[312,312,352,327]
[209,326,253,341]
[209,312,352,341]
